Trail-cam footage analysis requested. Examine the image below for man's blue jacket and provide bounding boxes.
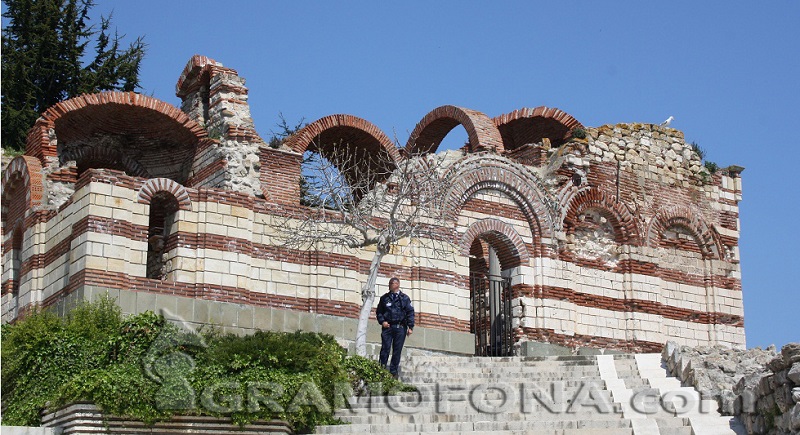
[376,291,415,329]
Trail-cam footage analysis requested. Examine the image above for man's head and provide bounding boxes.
[389,277,400,292]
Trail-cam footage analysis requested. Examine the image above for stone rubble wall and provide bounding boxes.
[663,341,800,434]
[176,55,264,197]
[39,402,292,434]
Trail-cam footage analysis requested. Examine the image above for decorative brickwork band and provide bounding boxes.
[137,178,193,211]
[1,156,44,232]
[493,106,584,150]
[405,105,504,154]
[562,187,640,244]
[460,219,530,269]
[647,205,722,260]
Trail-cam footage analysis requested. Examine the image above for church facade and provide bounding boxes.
[1,55,746,355]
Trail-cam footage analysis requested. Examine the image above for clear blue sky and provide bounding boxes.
[21,1,800,349]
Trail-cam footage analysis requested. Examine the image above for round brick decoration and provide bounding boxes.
[562,187,639,245]
[646,205,722,259]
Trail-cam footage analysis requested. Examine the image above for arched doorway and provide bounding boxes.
[470,239,514,356]
[463,219,530,357]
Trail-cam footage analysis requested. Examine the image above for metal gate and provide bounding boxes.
[470,273,513,356]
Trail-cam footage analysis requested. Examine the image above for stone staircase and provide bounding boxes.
[316,353,745,435]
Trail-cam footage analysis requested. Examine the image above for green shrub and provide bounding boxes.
[690,142,705,160]
[571,127,586,139]
[1,298,405,433]
[343,355,415,395]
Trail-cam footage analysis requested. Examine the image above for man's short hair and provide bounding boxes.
[389,277,400,285]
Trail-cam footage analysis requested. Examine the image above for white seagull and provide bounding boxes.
[660,116,674,127]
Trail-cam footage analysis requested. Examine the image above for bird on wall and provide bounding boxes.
[660,116,674,127]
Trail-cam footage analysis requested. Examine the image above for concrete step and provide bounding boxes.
[318,429,635,435]
[316,418,633,434]
[399,367,602,374]
[337,411,631,425]
[399,374,602,382]
[315,352,745,435]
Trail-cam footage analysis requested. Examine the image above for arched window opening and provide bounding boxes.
[436,128,469,153]
[300,148,349,209]
[147,192,180,280]
[301,139,394,208]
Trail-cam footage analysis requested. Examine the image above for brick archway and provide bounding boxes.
[284,114,400,198]
[1,156,44,232]
[562,188,639,244]
[445,155,557,256]
[647,206,722,260]
[405,105,504,155]
[493,106,584,151]
[137,178,193,211]
[284,114,401,163]
[460,219,530,270]
[25,91,207,183]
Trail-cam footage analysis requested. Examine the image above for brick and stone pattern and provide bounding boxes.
[1,54,746,354]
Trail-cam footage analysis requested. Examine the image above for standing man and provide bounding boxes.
[376,277,414,379]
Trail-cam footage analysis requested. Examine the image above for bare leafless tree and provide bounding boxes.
[270,140,455,356]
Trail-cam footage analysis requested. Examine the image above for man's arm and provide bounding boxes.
[404,295,415,331]
[376,295,386,325]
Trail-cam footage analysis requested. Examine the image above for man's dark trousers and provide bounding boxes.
[380,324,407,376]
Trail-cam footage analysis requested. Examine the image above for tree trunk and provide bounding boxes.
[354,249,385,356]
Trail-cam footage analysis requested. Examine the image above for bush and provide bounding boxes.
[571,127,586,139]
[690,142,705,160]
[343,355,415,395]
[704,161,719,174]
[1,298,408,433]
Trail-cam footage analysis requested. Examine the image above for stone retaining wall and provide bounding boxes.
[40,402,292,434]
[663,341,800,434]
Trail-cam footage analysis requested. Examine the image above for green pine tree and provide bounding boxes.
[1,0,146,151]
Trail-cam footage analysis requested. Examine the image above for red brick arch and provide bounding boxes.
[284,114,401,163]
[137,178,193,211]
[25,92,207,183]
[284,114,400,197]
[405,105,504,155]
[444,155,557,256]
[1,156,44,233]
[647,206,722,260]
[562,188,639,244]
[460,219,530,269]
[493,106,584,151]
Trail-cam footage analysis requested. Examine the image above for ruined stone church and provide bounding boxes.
[1,55,746,355]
